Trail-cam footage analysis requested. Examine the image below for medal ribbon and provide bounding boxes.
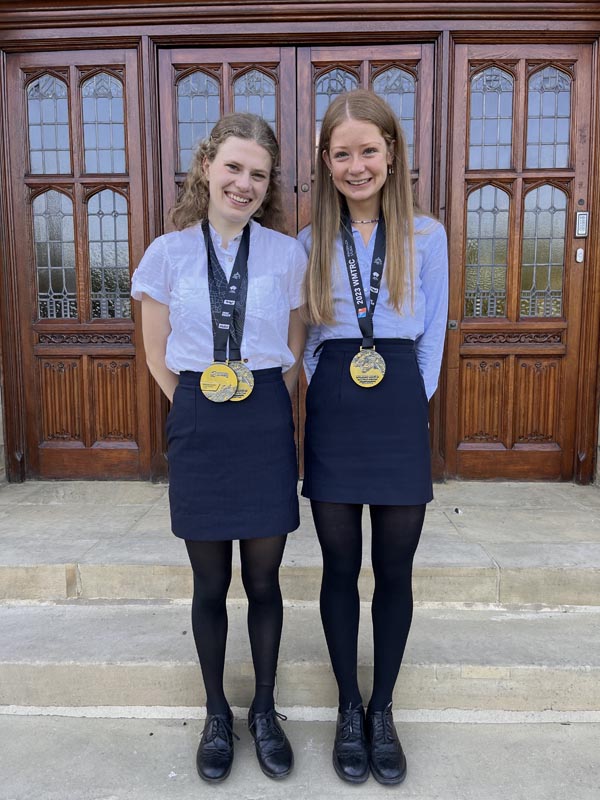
[339,211,386,348]
[202,220,250,362]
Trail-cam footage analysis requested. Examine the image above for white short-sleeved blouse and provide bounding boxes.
[131,220,307,374]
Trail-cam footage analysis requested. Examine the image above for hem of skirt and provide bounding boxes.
[171,516,300,542]
[301,485,433,506]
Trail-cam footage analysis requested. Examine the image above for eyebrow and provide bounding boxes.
[331,141,382,149]
[225,159,269,174]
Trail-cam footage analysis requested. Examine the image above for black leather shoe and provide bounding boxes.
[196,710,238,783]
[248,707,294,779]
[332,703,369,783]
[366,702,407,785]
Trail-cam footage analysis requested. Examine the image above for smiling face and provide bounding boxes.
[323,118,393,218]
[204,135,272,235]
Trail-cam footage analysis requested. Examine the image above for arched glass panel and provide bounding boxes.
[526,67,571,168]
[469,67,513,170]
[464,185,510,317]
[520,185,566,317]
[177,71,221,173]
[88,190,130,319]
[82,73,126,173]
[233,69,276,130]
[315,68,359,141]
[27,74,71,174]
[373,67,416,168]
[33,190,77,319]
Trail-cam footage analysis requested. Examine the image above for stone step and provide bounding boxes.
[1,601,599,711]
[2,713,599,800]
[4,558,599,606]
[1,480,599,606]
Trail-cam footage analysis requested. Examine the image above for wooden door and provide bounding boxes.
[157,44,436,474]
[159,45,433,472]
[5,50,150,478]
[445,44,594,479]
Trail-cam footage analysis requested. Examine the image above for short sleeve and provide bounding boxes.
[287,239,308,310]
[131,236,171,305]
[297,225,312,257]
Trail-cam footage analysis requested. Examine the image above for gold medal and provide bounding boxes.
[350,348,386,388]
[229,361,255,402]
[200,362,238,402]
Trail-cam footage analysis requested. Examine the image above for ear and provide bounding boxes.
[386,140,395,165]
[322,149,332,171]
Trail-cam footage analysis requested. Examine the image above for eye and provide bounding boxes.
[225,163,239,171]
[332,151,348,160]
[252,172,268,181]
[363,147,379,155]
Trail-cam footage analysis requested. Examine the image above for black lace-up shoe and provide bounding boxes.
[332,703,369,783]
[248,707,294,779]
[366,702,407,785]
[196,710,238,783]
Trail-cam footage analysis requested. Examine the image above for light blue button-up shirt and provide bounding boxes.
[299,214,448,399]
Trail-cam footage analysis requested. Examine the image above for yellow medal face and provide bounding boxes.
[350,348,386,388]
[200,363,238,402]
[229,361,255,402]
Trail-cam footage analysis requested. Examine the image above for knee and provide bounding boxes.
[241,568,281,605]
[192,569,231,607]
[323,556,361,587]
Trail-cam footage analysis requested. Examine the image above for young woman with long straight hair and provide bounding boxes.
[300,90,448,785]
[132,113,306,783]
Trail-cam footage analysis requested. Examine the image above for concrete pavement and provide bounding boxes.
[1,479,599,799]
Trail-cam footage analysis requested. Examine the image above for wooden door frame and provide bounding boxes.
[1,3,599,483]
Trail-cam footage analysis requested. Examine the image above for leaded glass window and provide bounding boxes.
[177,71,220,172]
[469,67,513,170]
[82,73,126,173]
[520,184,566,317]
[315,68,359,140]
[233,69,276,130]
[33,190,77,319]
[27,74,71,175]
[372,68,416,168]
[464,185,509,317]
[526,67,571,169]
[88,190,130,318]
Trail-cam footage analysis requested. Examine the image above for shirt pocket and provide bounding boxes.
[172,281,210,323]
[247,274,287,322]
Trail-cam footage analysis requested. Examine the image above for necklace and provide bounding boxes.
[350,218,379,224]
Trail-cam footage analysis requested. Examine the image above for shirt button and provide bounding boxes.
[243,358,249,363]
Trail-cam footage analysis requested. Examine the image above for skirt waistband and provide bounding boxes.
[179,366,282,386]
[317,337,415,354]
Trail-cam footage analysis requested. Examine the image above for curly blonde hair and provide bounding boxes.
[170,112,283,231]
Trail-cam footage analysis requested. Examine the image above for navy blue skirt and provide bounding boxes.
[167,368,299,541]
[302,338,433,506]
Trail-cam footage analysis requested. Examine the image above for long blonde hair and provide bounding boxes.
[305,90,415,325]
[170,112,283,231]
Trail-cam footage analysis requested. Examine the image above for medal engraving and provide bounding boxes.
[350,348,386,388]
[229,361,255,402]
[200,363,238,402]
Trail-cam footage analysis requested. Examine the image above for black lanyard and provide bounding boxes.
[202,220,250,363]
[339,212,386,348]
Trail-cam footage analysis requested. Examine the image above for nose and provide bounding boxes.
[234,171,252,191]
[348,155,365,174]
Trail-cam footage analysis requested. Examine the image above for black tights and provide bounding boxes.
[311,501,426,713]
[185,535,287,716]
